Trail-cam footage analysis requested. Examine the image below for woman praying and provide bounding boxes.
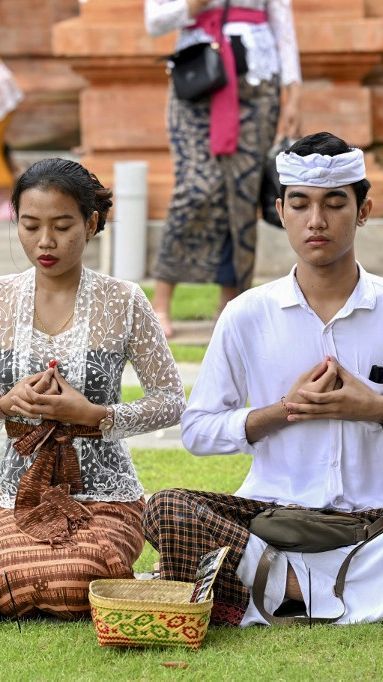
[0,158,185,619]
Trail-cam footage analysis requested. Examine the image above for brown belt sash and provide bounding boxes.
[6,420,102,546]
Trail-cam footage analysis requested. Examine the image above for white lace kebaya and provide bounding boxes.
[0,268,186,508]
[276,148,366,188]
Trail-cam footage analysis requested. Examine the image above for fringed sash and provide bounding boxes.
[6,420,102,546]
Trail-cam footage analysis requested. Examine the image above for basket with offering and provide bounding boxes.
[89,546,229,650]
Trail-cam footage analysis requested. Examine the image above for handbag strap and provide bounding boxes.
[252,516,383,625]
[252,546,341,625]
[221,0,231,28]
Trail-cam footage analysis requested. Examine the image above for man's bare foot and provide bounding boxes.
[285,564,303,601]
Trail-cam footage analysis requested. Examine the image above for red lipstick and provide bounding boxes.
[38,255,59,268]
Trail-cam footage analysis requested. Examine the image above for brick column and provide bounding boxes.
[53,0,383,217]
[1,0,85,149]
[53,0,174,219]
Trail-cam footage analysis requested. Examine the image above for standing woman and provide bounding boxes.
[0,158,185,619]
[145,0,301,338]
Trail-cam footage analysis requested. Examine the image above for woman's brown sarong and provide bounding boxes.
[0,420,145,618]
[0,499,145,619]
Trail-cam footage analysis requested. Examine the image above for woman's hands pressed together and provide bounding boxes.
[2,366,106,427]
[0,368,59,417]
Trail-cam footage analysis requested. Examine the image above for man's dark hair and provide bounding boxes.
[279,132,371,210]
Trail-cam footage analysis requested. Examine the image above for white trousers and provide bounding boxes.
[237,532,383,626]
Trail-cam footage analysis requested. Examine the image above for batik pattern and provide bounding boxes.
[153,76,280,291]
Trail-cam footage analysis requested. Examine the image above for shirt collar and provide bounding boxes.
[278,263,377,312]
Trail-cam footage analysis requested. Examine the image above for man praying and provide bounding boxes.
[143,132,383,626]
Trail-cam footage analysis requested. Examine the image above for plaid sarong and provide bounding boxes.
[143,488,272,625]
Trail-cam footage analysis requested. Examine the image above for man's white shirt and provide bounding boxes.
[182,264,383,511]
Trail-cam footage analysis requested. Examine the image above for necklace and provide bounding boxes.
[34,306,75,344]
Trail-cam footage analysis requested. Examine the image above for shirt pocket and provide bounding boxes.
[353,371,383,432]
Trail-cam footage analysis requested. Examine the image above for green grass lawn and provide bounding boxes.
[122,386,192,402]
[4,446,383,682]
[142,283,219,321]
[3,619,383,682]
[168,343,207,363]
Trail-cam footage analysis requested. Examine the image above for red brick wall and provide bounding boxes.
[1,0,81,149]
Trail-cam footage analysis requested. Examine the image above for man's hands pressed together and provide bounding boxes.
[245,356,383,444]
[286,358,383,424]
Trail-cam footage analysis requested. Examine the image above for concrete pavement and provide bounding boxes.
[123,361,199,449]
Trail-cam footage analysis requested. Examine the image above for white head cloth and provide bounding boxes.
[276,148,366,188]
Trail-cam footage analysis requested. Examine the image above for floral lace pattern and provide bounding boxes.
[0,268,186,508]
[145,0,301,86]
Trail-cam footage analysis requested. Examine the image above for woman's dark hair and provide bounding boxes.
[11,158,113,234]
[279,132,371,211]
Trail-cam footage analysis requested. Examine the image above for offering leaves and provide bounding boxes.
[190,546,230,603]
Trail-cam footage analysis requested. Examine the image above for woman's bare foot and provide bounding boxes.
[153,280,175,339]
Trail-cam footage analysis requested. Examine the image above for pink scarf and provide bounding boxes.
[189,8,267,156]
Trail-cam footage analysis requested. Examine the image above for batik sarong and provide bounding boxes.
[153,76,280,291]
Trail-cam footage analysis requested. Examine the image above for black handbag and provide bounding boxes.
[260,137,294,228]
[166,0,245,102]
[168,41,227,102]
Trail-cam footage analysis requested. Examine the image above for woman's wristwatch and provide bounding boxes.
[98,405,115,433]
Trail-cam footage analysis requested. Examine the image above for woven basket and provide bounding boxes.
[89,579,213,650]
